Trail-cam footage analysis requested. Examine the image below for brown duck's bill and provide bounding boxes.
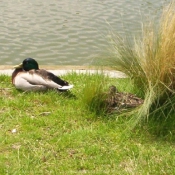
[13,63,23,69]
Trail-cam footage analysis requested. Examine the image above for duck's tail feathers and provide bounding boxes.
[58,84,74,91]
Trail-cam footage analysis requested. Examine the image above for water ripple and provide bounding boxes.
[0,0,170,65]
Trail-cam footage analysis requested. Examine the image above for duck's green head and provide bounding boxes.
[14,58,39,71]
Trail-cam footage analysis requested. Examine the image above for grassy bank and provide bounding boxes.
[0,73,175,174]
[1,1,175,174]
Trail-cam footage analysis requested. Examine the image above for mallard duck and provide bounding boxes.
[12,58,73,91]
[105,85,144,113]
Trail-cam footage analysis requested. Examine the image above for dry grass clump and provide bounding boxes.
[109,1,175,121]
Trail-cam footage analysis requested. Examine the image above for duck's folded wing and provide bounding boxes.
[14,75,47,91]
[34,69,74,90]
[19,70,73,90]
[19,71,63,89]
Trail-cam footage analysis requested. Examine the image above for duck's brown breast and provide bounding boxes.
[12,68,23,84]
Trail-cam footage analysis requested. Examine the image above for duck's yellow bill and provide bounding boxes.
[13,63,23,69]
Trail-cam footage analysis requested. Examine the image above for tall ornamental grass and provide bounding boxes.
[109,1,175,121]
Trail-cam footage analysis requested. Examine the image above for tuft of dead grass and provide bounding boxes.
[108,1,175,122]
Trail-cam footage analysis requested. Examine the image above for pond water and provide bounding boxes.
[0,0,170,65]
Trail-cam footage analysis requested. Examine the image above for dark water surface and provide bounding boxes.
[0,0,170,65]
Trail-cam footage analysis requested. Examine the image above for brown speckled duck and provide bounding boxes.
[12,58,73,91]
[105,85,144,113]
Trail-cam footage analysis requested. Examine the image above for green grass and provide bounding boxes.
[0,73,175,174]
